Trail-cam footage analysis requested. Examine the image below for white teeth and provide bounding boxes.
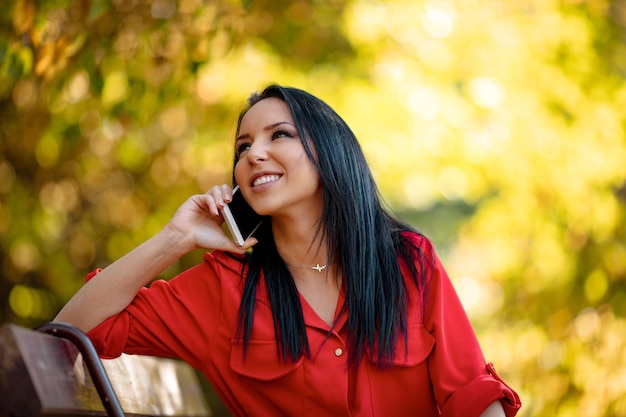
[253,175,280,187]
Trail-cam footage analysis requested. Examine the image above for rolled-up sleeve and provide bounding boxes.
[424,249,521,417]
[86,251,239,370]
[440,363,521,416]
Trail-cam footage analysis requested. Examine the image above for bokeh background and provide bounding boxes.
[1,0,626,416]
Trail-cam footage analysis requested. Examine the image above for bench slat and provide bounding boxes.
[0,324,212,417]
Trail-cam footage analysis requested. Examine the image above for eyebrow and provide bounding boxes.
[236,121,295,141]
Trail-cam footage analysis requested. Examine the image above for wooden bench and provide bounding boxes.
[0,322,214,417]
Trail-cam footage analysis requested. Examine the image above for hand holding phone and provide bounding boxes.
[220,185,263,246]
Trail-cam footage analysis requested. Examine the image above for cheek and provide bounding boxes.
[295,159,321,188]
[299,153,318,175]
[234,160,247,185]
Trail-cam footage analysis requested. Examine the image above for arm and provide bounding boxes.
[415,236,520,416]
[54,186,256,333]
[480,401,505,417]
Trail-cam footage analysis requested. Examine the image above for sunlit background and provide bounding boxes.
[1,1,626,416]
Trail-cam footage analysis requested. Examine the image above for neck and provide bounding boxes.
[272,217,328,269]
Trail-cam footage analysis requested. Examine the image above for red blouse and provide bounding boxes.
[87,233,521,417]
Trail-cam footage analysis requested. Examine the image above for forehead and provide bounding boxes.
[239,97,293,129]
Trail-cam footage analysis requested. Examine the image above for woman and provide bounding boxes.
[55,85,521,416]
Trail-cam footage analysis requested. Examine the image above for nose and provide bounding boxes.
[246,140,269,164]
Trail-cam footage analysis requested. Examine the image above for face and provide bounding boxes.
[234,97,322,219]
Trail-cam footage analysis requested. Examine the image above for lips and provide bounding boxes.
[252,174,281,187]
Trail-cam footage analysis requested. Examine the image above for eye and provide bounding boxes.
[272,130,293,140]
[235,142,251,158]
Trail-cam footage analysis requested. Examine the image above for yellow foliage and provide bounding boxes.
[1,0,625,415]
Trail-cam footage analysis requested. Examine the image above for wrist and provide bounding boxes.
[159,223,197,254]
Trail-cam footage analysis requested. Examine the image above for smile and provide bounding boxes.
[252,175,281,187]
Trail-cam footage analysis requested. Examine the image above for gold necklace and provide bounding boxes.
[285,262,328,272]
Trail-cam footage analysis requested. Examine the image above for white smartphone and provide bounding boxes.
[220,185,263,246]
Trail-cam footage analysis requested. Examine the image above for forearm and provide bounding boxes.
[479,401,506,417]
[54,226,193,333]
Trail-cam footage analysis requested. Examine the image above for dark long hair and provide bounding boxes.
[234,85,430,368]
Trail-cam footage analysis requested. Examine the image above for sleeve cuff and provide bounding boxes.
[84,268,129,359]
[86,268,103,282]
[441,363,522,417]
[86,313,130,359]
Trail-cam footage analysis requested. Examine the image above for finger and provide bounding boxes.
[223,236,258,254]
[221,184,234,203]
[194,193,219,216]
[205,186,226,214]
[241,237,258,249]
[207,184,231,208]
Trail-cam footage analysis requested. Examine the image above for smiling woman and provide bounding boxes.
[53,84,521,417]
[234,97,322,225]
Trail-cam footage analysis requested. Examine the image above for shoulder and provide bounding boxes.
[161,251,246,289]
[396,231,440,289]
[398,230,434,255]
[203,250,246,271]
[198,250,249,288]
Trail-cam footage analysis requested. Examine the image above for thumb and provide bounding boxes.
[223,237,258,254]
